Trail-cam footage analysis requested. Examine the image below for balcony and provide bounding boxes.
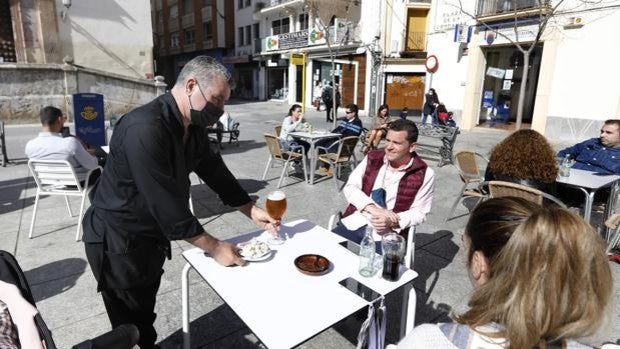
[201,6,212,21]
[476,0,550,20]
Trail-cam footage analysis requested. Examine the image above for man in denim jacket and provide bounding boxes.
[558,119,620,175]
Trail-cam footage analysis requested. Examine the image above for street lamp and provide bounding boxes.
[368,31,382,117]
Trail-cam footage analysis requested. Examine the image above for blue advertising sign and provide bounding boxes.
[73,93,105,147]
[482,90,494,108]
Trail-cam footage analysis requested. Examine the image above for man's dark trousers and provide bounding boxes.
[85,242,165,349]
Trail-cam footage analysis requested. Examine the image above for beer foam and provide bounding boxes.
[267,190,286,200]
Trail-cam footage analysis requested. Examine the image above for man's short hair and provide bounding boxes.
[347,104,359,115]
[604,119,620,129]
[388,119,419,143]
[174,55,234,90]
[40,106,63,126]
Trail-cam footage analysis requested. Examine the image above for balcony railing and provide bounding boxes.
[476,0,549,17]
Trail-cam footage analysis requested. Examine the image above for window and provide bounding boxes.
[204,21,213,40]
[156,10,163,25]
[183,0,193,15]
[169,4,178,19]
[238,27,244,47]
[245,25,251,45]
[238,0,243,8]
[299,13,308,30]
[184,29,195,44]
[245,0,251,6]
[159,35,165,48]
[253,23,259,39]
[271,18,290,35]
[170,32,180,48]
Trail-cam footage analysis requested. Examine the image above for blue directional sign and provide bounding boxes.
[73,93,106,147]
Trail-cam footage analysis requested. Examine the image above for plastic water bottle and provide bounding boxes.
[560,154,572,177]
[359,226,376,277]
[308,124,313,134]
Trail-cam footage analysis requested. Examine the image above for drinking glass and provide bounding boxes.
[381,233,405,281]
[265,190,287,245]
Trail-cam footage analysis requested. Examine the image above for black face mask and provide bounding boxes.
[190,101,224,128]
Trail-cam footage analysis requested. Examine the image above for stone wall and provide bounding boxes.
[0,63,166,124]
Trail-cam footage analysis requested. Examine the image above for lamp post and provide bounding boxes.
[368,34,382,118]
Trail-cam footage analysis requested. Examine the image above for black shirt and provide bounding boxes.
[82,93,251,245]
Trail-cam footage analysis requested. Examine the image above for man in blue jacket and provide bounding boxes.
[558,119,620,175]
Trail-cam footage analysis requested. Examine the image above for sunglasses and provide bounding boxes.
[345,110,354,114]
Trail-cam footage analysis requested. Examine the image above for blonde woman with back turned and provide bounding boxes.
[399,197,612,348]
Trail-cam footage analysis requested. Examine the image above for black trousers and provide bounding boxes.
[325,104,333,122]
[85,242,164,349]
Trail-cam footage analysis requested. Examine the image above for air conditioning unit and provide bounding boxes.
[564,16,584,29]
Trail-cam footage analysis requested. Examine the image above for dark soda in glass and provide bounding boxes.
[382,252,401,281]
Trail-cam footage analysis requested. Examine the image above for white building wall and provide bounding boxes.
[56,0,153,79]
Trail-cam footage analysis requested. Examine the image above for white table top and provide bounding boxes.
[182,219,417,349]
[288,131,341,141]
[556,168,619,190]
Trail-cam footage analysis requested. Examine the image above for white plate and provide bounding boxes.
[240,249,273,262]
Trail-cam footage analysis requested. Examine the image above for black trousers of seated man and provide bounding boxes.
[85,242,165,349]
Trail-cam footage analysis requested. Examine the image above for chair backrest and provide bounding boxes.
[488,180,543,205]
[264,133,283,159]
[28,159,82,191]
[454,150,487,182]
[274,125,282,137]
[337,136,359,159]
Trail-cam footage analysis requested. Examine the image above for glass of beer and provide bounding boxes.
[265,190,287,244]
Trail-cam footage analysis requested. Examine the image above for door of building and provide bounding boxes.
[384,74,425,114]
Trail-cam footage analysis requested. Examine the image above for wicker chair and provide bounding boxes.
[487,180,567,208]
[261,134,307,188]
[445,150,488,222]
[274,125,282,137]
[316,136,359,191]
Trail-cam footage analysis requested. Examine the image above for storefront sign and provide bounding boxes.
[502,80,512,90]
[308,28,326,45]
[505,69,514,79]
[486,67,505,79]
[480,24,539,45]
[266,35,279,51]
[482,90,494,108]
[279,31,308,50]
[290,53,304,65]
[454,24,472,43]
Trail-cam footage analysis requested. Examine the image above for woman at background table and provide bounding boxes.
[279,104,310,155]
[399,197,612,348]
[364,104,391,154]
[485,129,558,194]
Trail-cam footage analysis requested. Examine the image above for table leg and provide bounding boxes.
[604,181,619,242]
[575,187,595,223]
[310,140,317,185]
[182,263,192,349]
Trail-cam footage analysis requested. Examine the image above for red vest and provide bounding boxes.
[343,150,428,219]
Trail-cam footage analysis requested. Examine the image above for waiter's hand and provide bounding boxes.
[211,241,246,267]
[250,204,280,236]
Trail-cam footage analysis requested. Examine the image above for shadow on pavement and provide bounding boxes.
[157,304,264,348]
[0,176,34,215]
[189,179,269,219]
[26,257,87,302]
[218,140,265,156]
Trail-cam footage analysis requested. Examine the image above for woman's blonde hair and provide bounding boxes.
[457,197,612,349]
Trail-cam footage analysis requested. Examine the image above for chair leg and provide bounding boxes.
[65,195,74,217]
[76,192,88,241]
[332,164,339,191]
[261,157,273,180]
[29,190,41,239]
[277,160,290,188]
[445,183,468,222]
[301,155,308,183]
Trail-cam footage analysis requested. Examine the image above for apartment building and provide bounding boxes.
[152,0,235,86]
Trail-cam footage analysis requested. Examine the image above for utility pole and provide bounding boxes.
[368,33,382,118]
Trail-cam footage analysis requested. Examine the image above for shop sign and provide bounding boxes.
[279,31,308,50]
[291,53,304,65]
[480,24,539,45]
[454,24,472,43]
[266,35,279,51]
[482,90,494,108]
[308,28,326,45]
[486,67,505,79]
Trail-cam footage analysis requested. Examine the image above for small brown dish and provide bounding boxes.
[294,254,330,276]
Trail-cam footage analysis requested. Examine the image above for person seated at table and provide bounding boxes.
[25,106,101,185]
[363,104,390,155]
[334,119,434,246]
[316,103,364,175]
[484,129,558,194]
[278,104,310,155]
[558,119,620,175]
[398,197,612,348]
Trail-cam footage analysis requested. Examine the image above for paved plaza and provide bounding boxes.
[0,100,618,348]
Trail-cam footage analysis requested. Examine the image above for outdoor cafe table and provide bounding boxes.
[180,219,418,349]
[288,131,341,185]
[556,168,620,223]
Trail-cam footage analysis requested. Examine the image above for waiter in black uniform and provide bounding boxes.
[82,56,278,348]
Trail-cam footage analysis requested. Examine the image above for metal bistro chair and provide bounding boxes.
[445,150,489,222]
[28,159,101,241]
[315,136,359,191]
[261,134,308,188]
[487,180,567,208]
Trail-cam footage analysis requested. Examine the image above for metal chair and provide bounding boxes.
[27,159,101,241]
[261,134,308,188]
[315,136,359,191]
[604,213,620,254]
[445,150,488,222]
[487,180,567,208]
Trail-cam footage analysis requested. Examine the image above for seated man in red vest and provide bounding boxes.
[334,119,434,248]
